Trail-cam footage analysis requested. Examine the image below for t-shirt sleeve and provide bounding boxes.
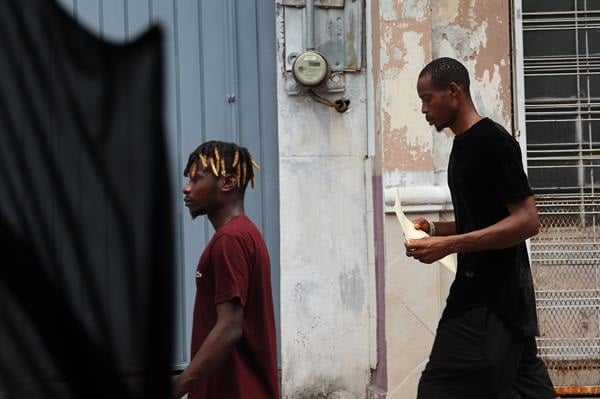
[488,132,533,205]
[210,234,250,307]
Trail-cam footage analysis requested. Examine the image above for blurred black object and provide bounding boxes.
[0,1,173,398]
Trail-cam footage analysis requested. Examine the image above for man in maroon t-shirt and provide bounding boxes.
[173,141,279,399]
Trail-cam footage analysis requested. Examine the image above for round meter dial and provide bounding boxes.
[292,50,330,87]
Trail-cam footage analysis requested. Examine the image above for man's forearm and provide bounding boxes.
[432,221,456,236]
[406,196,540,264]
[449,213,538,253]
[173,324,242,398]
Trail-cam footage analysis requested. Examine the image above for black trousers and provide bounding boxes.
[417,307,557,399]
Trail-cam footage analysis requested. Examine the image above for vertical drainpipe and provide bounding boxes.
[305,0,315,50]
[366,0,388,396]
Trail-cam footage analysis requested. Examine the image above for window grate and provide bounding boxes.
[523,0,600,389]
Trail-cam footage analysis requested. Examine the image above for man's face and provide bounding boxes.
[417,73,457,132]
[182,165,220,219]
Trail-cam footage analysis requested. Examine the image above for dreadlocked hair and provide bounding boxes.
[183,140,260,191]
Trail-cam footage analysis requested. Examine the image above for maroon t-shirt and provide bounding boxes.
[189,215,279,399]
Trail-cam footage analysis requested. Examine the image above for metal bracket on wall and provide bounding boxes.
[279,0,362,95]
[281,0,345,7]
[285,71,345,95]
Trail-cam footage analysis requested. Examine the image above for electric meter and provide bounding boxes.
[292,50,330,87]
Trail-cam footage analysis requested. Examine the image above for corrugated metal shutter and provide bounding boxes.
[54,0,279,367]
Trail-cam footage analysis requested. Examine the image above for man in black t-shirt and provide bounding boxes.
[405,58,559,399]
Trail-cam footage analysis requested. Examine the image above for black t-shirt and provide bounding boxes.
[445,117,539,336]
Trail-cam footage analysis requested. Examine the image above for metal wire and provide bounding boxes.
[530,199,600,387]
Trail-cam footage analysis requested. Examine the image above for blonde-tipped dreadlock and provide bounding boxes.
[209,157,219,177]
[235,162,242,187]
[232,149,239,168]
[184,140,260,193]
[199,154,208,169]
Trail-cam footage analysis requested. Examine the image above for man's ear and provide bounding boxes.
[220,174,239,192]
[448,82,461,97]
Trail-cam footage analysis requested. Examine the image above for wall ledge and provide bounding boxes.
[384,185,453,214]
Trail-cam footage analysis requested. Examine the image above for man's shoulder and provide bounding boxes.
[478,118,511,137]
[473,119,520,153]
[213,216,263,246]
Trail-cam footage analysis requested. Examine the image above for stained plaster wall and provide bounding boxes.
[276,3,374,398]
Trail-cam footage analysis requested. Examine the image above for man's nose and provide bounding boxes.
[421,103,428,114]
[182,184,190,195]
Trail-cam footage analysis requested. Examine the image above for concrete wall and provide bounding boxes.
[371,1,514,397]
[276,0,514,396]
[276,3,374,398]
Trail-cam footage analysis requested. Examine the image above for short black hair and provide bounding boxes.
[183,140,259,194]
[419,57,471,95]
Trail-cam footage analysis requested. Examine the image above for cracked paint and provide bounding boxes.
[376,0,512,177]
[473,64,506,126]
[434,2,460,25]
[402,0,428,22]
[381,0,398,21]
[379,2,434,175]
[436,0,512,128]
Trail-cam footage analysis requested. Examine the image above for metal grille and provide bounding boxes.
[531,196,600,387]
[523,0,600,390]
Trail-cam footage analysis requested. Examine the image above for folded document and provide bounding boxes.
[394,189,457,273]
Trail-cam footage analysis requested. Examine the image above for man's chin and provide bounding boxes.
[189,209,205,219]
[428,121,444,132]
[433,123,446,132]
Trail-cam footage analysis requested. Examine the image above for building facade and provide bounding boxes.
[55,0,599,397]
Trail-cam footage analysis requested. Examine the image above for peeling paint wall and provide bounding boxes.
[379,0,512,187]
[380,0,434,188]
[373,1,514,398]
[276,3,372,398]
[431,0,513,174]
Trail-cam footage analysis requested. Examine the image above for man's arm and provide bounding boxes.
[406,195,539,264]
[172,301,244,399]
[412,218,457,236]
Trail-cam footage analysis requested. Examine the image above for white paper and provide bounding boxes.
[394,189,457,273]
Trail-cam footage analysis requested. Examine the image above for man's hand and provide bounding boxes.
[412,218,431,234]
[172,301,243,398]
[412,219,457,237]
[405,196,539,263]
[405,236,455,264]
